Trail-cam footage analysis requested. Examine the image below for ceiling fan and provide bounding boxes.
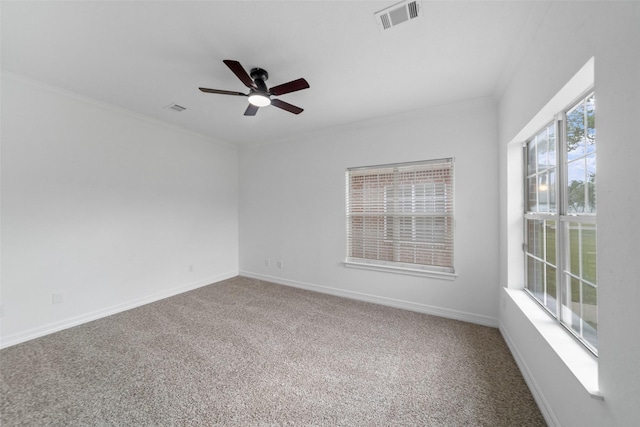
[199,60,310,116]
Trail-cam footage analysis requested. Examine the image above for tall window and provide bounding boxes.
[346,158,454,275]
[524,93,597,353]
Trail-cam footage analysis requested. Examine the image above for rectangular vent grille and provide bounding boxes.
[374,1,421,32]
[168,104,186,112]
[408,1,418,19]
[381,13,391,30]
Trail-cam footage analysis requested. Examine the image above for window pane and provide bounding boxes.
[398,184,413,213]
[582,223,597,284]
[566,222,581,277]
[548,168,556,213]
[527,256,544,300]
[586,154,596,213]
[545,221,556,265]
[568,276,582,336]
[567,100,585,160]
[537,128,549,169]
[349,216,364,258]
[538,172,549,212]
[560,275,598,351]
[565,221,597,285]
[530,169,556,213]
[567,159,586,213]
[527,139,537,175]
[548,123,556,167]
[361,216,391,261]
[546,265,557,314]
[586,95,596,154]
[527,219,544,259]
[583,282,598,348]
[527,177,538,212]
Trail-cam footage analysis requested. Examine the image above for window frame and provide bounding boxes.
[344,158,456,279]
[523,91,598,355]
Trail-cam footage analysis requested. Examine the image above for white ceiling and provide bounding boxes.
[1,1,550,147]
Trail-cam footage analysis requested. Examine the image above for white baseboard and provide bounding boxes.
[499,323,559,427]
[240,271,498,328]
[0,271,238,349]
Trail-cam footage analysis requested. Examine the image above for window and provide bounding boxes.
[524,93,597,353]
[345,158,454,276]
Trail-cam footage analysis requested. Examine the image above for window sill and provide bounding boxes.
[343,260,457,280]
[504,288,602,400]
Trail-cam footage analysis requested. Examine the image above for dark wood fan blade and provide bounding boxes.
[223,60,256,89]
[271,98,304,114]
[244,104,259,116]
[199,88,247,96]
[269,78,310,96]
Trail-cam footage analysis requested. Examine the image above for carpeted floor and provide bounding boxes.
[1,276,546,426]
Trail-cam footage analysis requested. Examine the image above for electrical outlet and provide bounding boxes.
[52,293,64,305]
[277,260,283,269]
[265,259,270,267]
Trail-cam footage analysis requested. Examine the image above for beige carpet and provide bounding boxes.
[1,276,545,426]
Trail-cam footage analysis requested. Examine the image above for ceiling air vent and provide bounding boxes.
[374,0,422,31]
[165,103,187,112]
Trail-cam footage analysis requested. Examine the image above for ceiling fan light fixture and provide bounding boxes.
[199,60,308,115]
[248,93,271,107]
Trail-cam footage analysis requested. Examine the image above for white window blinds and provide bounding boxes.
[346,158,455,274]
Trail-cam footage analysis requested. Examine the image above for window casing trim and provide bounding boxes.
[505,57,598,397]
[343,259,458,280]
[503,288,601,400]
[345,158,455,276]
[523,91,598,355]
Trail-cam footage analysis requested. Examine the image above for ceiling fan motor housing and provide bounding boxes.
[250,68,269,93]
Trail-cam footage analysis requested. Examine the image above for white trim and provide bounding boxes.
[0,271,238,349]
[240,271,497,327]
[503,288,601,399]
[343,260,457,280]
[509,57,594,145]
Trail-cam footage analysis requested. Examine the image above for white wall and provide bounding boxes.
[239,97,500,326]
[498,2,639,426]
[0,74,239,347]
